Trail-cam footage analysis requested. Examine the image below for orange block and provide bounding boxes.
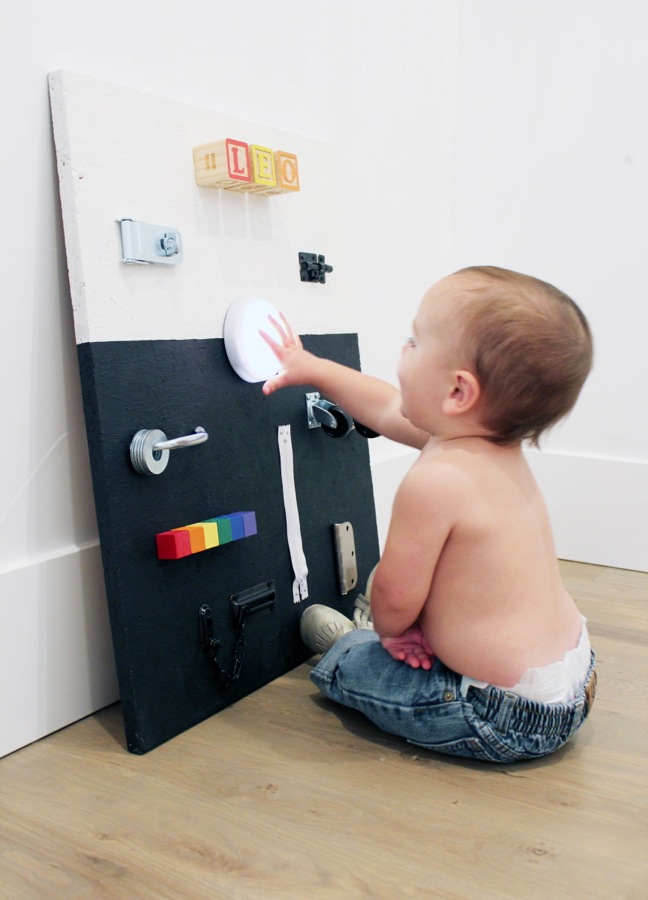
[271,151,300,193]
[179,525,207,554]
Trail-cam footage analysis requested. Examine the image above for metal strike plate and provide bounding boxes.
[118,218,183,265]
[333,522,357,595]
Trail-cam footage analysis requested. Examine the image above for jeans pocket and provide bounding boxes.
[470,719,571,762]
[408,735,507,762]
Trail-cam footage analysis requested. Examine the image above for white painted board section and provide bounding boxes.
[48,70,356,346]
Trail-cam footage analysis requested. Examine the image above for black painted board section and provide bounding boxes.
[77,335,380,753]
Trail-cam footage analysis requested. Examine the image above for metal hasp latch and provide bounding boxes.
[199,581,276,687]
[130,426,208,475]
[305,392,354,438]
[118,218,184,265]
[299,252,333,283]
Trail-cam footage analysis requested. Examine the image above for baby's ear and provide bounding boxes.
[442,371,481,416]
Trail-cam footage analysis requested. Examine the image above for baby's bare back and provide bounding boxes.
[416,441,582,686]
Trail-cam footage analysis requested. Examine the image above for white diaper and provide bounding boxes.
[461,617,592,705]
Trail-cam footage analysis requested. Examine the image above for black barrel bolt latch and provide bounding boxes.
[299,252,333,284]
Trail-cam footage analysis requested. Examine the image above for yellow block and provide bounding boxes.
[198,522,219,549]
[243,144,276,192]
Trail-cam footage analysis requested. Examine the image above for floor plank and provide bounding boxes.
[1,561,647,899]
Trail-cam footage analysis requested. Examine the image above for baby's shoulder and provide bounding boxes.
[402,446,474,499]
[416,438,524,493]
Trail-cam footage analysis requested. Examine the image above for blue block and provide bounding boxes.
[229,511,256,538]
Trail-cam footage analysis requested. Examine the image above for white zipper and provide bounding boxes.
[277,425,309,603]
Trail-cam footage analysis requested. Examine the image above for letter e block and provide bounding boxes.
[244,145,276,192]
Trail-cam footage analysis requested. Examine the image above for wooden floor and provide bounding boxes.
[1,562,646,899]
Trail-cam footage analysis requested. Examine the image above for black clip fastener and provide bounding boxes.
[199,581,276,687]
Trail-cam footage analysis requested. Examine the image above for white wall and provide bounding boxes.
[445,0,648,571]
[1,0,645,756]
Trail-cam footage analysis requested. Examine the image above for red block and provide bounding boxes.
[156,529,192,560]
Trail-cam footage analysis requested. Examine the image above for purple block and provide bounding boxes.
[231,510,256,538]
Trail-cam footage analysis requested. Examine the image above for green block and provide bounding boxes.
[214,516,233,544]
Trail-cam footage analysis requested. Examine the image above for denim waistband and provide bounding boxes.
[466,651,597,738]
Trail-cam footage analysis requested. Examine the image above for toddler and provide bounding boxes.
[261,266,596,762]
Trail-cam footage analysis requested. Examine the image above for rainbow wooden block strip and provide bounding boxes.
[193,139,300,194]
[156,511,257,560]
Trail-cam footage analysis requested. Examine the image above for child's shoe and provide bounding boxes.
[365,562,378,601]
[352,562,378,630]
[300,605,354,654]
[353,593,373,630]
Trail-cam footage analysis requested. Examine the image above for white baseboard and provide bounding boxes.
[524,449,647,572]
[370,444,648,572]
[0,544,118,758]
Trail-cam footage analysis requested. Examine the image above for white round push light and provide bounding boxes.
[223,297,282,383]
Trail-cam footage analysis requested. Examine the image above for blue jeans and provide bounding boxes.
[310,630,596,763]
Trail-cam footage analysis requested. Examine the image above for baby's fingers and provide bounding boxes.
[259,328,283,357]
[265,312,302,349]
[262,369,288,396]
[278,311,301,347]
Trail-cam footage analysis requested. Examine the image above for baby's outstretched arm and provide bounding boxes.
[260,314,427,448]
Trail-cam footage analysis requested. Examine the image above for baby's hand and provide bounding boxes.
[259,313,317,395]
[381,626,434,670]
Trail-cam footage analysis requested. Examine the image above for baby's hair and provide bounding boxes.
[454,266,593,446]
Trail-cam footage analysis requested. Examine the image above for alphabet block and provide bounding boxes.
[266,151,300,194]
[193,139,299,195]
[242,145,276,192]
[193,139,251,189]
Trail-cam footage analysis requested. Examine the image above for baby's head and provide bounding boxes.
[438,266,593,446]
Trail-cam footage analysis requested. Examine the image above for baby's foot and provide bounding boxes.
[300,605,354,654]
